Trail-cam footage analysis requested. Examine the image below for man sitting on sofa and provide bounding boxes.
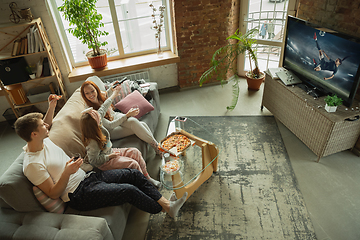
[14,94,187,218]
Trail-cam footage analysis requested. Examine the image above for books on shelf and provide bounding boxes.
[10,24,44,56]
[33,27,44,53]
[20,37,26,55]
[27,32,31,53]
[29,25,34,53]
[11,39,20,56]
[33,27,40,53]
[16,38,22,55]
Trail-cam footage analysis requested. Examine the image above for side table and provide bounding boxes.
[160,117,220,200]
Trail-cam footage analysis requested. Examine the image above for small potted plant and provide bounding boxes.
[58,0,109,69]
[324,94,343,112]
[199,28,265,110]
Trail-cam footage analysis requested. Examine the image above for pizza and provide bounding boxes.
[161,133,191,152]
[49,95,62,100]
[162,160,180,174]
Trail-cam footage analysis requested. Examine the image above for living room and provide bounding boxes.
[1,0,360,239]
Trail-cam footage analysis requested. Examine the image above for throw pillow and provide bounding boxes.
[105,80,132,105]
[114,90,154,119]
[33,186,65,214]
[86,75,106,91]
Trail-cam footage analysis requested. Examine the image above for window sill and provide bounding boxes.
[68,51,180,83]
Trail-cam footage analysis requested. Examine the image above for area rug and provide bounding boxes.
[145,116,316,240]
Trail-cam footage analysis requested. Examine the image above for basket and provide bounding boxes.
[6,84,27,105]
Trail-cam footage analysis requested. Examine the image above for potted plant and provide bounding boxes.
[199,28,265,110]
[324,94,343,112]
[58,0,109,69]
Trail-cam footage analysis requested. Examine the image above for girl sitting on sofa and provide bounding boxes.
[80,85,161,188]
[14,96,187,216]
[80,80,163,156]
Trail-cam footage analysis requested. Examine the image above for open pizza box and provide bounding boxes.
[160,131,195,157]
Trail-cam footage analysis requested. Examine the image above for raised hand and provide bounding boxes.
[126,107,140,118]
[65,157,83,175]
[48,94,61,109]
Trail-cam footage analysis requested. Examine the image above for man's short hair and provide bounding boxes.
[14,112,43,142]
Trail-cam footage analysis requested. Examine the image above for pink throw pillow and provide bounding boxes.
[114,90,154,119]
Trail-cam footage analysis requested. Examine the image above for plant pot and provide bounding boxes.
[86,49,107,69]
[325,104,337,113]
[245,71,265,90]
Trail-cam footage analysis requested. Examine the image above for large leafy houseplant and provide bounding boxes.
[58,0,109,68]
[199,28,264,110]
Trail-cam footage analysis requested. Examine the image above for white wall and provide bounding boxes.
[0,0,178,122]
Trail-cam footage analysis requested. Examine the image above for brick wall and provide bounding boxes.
[173,0,239,88]
[174,0,360,89]
[297,0,360,38]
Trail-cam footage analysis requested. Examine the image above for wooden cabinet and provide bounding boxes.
[261,73,360,162]
[0,18,68,118]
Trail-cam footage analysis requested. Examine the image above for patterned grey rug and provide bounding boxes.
[145,116,316,240]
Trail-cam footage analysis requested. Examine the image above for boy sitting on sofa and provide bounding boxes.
[14,93,187,218]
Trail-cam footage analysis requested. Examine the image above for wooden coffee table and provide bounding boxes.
[160,117,220,200]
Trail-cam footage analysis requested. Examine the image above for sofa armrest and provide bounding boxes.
[0,208,114,240]
[142,82,160,132]
[148,82,160,116]
[0,153,45,212]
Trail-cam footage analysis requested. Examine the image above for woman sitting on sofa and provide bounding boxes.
[80,80,163,156]
[14,94,187,217]
[80,104,161,188]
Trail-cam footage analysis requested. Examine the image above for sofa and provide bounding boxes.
[0,77,161,240]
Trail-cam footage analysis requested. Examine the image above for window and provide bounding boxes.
[238,0,297,75]
[50,0,170,66]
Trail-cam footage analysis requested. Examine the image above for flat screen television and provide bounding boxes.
[282,16,360,107]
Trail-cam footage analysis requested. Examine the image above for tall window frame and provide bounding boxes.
[238,0,298,76]
[48,0,173,68]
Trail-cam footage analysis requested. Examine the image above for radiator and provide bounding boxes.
[100,70,150,83]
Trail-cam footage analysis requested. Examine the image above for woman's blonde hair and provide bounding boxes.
[80,113,107,149]
[80,80,114,121]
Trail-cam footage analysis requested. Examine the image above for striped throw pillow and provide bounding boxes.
[32,186,65,214]
[105,80,132,105]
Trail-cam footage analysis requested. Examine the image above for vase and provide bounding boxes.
[156,36,163,58]
[245,71,265,91]
[86,49,107,69]
[325,104,337,113]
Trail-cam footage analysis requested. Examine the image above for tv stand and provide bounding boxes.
[261,73,360,162]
